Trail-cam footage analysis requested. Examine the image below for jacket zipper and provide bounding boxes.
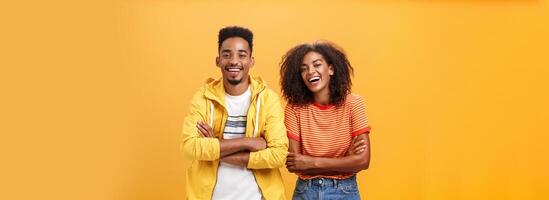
[249,90,264,198]
[210,99,231,200]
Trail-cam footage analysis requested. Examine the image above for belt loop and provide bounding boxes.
[307,179,311,187]
[334,179,339,188]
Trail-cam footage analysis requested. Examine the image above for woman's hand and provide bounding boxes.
[286,152,316,172]
[346,137,367,156]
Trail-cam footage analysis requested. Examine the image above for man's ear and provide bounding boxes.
[215,56,220,68]
[250,56,255,68]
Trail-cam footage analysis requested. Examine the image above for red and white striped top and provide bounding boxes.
[285,93,371,180]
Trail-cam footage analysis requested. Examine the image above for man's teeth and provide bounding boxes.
[227,68,241,72]
[309,77,320,82]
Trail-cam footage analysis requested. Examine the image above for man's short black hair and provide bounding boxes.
[218,26,254,55]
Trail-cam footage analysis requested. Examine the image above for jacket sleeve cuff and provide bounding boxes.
[247,151,259,168]
[211,138,221,160]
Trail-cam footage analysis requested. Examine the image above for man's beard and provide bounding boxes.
[227,78,242,85]
[224,65,244,85]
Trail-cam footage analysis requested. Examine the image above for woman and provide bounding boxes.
[280,41,371,200]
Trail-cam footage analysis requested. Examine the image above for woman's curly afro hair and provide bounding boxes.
[280,41,354,106]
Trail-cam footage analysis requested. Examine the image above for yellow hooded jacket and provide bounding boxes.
[181,76,289,200]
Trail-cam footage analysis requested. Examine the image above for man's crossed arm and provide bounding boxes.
[196,122,266,167]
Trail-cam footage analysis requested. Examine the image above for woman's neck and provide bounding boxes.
[313,89,331,105]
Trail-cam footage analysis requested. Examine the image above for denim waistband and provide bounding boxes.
[298,175,356,188]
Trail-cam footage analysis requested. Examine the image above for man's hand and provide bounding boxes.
[196,122,215,138]
[220,152,249,167]
[246,137,267,152]
[346,137,367,156]
[198,121,266,151]
[286,152,316,172]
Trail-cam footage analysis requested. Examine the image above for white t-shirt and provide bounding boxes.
[212,87,262,200]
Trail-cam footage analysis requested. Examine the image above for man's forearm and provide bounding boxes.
[219,138,250,157]
[219,137,266,158]
[220,152,250,167]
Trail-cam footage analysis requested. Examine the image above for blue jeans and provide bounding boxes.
[292,175,361,200]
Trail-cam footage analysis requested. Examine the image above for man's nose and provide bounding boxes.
[229,56,239,65]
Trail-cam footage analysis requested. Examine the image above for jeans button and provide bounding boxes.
[319,180,322,184]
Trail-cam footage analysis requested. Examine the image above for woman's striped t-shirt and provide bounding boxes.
[285,93,371,180]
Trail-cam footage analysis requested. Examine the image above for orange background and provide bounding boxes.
[1,0,548,199]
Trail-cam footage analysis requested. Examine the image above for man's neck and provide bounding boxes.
[224,80,250,96]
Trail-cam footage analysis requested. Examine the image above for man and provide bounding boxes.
[180,26,288,200]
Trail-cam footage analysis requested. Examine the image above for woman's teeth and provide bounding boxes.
[309,77,320,82]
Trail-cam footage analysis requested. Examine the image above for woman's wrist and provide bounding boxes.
[310,156,321,169]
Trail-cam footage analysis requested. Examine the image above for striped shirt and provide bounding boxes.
[285,93,371,180]
[223,115,247,139]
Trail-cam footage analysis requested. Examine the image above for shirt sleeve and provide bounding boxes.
[350,94,371,137]
[284,105,301,142]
